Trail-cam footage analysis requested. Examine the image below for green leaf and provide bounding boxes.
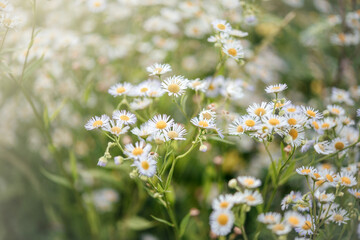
[280,142,285,161]
[208,136,235,145]
[279,161,296,185]
[179,213,191,238]
[150,215,174,227]
[269,161,277,185]
[124,216,154,231]
[40,167,71,188]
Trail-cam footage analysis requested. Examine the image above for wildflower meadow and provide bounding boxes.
[1,0,360,239]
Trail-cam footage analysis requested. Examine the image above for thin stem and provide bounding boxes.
[0,28,9,52]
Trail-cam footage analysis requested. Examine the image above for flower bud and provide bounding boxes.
[190,208,200,217]
[97,157,107,167]
[114,156,123,165]
[228,178,238,189]
[199,144,208,152]
[129,169,138,179]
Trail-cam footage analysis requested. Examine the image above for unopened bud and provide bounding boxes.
[233,227,242,235]
[283,144,292,153]
[228,178,238,189]
[140,175,148,181]
[97,157,107,167]
[190,208,200,217]
[153,193,162,199]
[338,192,344,197]
[114,156,123,165]
[199,144,208,152]
[129,169,138,179]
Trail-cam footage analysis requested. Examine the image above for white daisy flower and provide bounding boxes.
[129,98,153,110]
[314,141,334,155]
[284,211,305,228]
[228,118,246,136]
[284,104,301,114]
[229,29,248,37]
[241,115,259,130]
[0,13,21,29]
[341,163,358,175]
[301,106,323,120]
[246,102,272,118]
[146,63,172,76]
[212,194,234,211]
[131,80,156,97]
[335,172,357,187]
[163,123,187,141]
[330,137,348,152]
[284,114,307,127]
[199,109,216,121]
[204,75,224,98]
[336,116,354,127]
[222,41,244,60]
[314,190,335,203]
[108,82,133,97]
[235,190,263,206]
[318,117,336,131]
[262,114,286,131]
[190,117,216,129]
[208,32,230,43]
[348,189,360,199]
[327,104,345,116]
[237,176,262,188]
[281,191,302,211]
[103,120,130,136]
[85,114,110,130]
[152,131,167,145]
[112,110,137,125]
[188,78,207,92]
[331,87,354,105]
[161,75,188,97]
[148,114,174,132]
[295,215,314,236]
[131,123,154,140]
[211,19,232,33]
[268,222,292,235]
[132,156,157,177]
[0,1,13,12]
[319,169,337,186]
[87,0,107,13]
[285,127,305,147]
[209,210,234,236]
[257,212,282,225]
[308,119,321,132]
[330,208,350,225]
[124,141,152,160]
[317,163,336,172]
[301,139,315,153]
[271,100,292,110]
[265,84,288,94]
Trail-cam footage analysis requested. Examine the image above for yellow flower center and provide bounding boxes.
[341,176,351,185]
[288,216,299,226]
[217,213,229,226]
[245,119,255,127]
[335,142,344,150]
[273,224,285,231]
[254,108,266,116]
[355,192,360,198]
[141,160,150,170]
[271,86,281,91]
[220,201,229,208]
[156,120,167,129]
[246,195,256,202]
[202,112,212,120]
[321,123,330,129]
[227,48,237,56]
[312,121,319,130]
[333,214,344,222]
[237,125,244,133]
[198,120,209,128]
[168,83,180,93]
[140,87,148,93]
[111,126,122,134]
[116,87,126,93]
[288,118,297,125]
[155,67,163,73]
[132,147,144,156]
[302,221,312,230]
[316,180,325,186]
[268,118,280,126]
[326,174,334,182]
[307,110,316,117]
[92,120,103,127]
[301,169,311,174]
[287,107,296,113]
[244,179,255,186]
[289,128,298,140]
[120,115,130,121]
[331,108,340,114]
[208,83,215,90]
[322,163,331,169]
[320,194,328,200]
[313,173,321,179]
[217,23,226,30]
[0,3,6,8]
[167,131,178,139]
[265,215,275,221]
[94,1,101,7]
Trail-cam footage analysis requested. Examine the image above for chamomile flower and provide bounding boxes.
[330,208,350,225]
[268,222,292,235]
[241,115,259,130]
[161,75,188,97]
[295,215,314,236]
[205,75,224,98]
[112,110,137,125]
[228,118,245,135]
[229,29,248,37]
[318,117,336,131]
[281,191,302,210]
[331,88,354,105]
[301,106,323,120]
[337,116,354,127]
[163,123,187,141]
[103,120,130,136]
[131,123,154,140]
[330,138,348,152]
[146,63,172,76]
[124,141,152,160]
[237,190,263,206]
[246,102,272,118]
[265,84,288,94]
[212,194,234,210]
[108,82,133,97]
[87,0,107,13]
[190,117,216,129]
[222,41,244,60]
[327,104,345,116]
[314,190,335,203]
[263,114,286,131]
[237,176,262,188]
[129,98,152,110]
[209,210,234,236]
[132,156,157,177]
[284,104,300,114]
[0,13,21,29]
[341,163,358,175]
[131,80,154,97]
[199,109,216,121]
[257,212,282,225]
[211,19,232,33]
[317,163,336,172]
[188,78,207,92]
[0,1,13,12]
[284,211,305,228]
[148,114,174,132]
[348,189,360,199]
[152,131,166,145]
[85,114,110,130]
[335,172,357,187]
[285,114,307,127]
[320,170,337,186]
